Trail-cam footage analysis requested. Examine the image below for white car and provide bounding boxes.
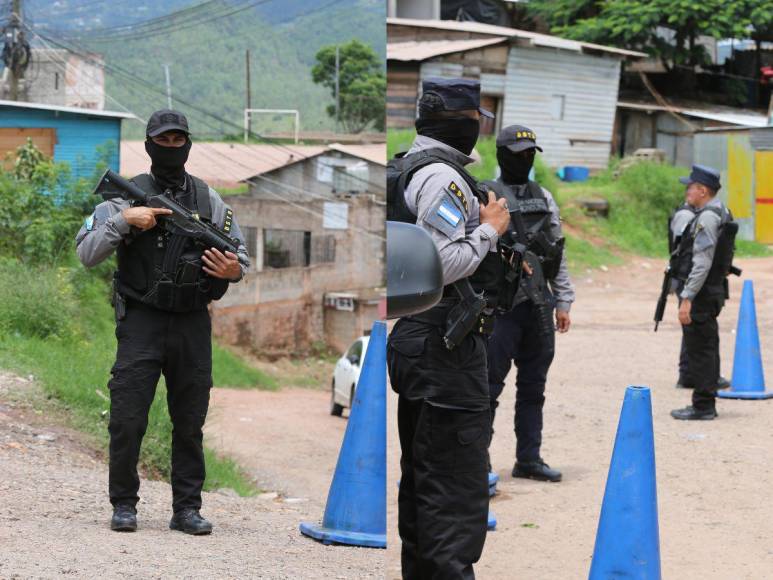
[330,336,370,417]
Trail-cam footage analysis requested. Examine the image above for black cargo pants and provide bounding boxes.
[681,296,723,411]
[487,301,556,462]
[108,300,212,513]
[388,318,490,580]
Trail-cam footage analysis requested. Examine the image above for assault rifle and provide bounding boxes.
[508,210,554,336]
[653,267,672,332]
[93,169,247,266]
[654,264,742,331]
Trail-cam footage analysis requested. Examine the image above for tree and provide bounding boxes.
[527,0,751,71]
[311,39,385,133]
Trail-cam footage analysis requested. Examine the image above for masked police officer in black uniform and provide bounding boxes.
[387,78,516,579]
[669,164,736,420]
[482,126,574,483]
[76,110,249,533]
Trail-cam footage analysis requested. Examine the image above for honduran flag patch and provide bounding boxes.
[437,201,462,227]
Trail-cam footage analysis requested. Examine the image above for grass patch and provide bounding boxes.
[0,260,269,495]
[212,343,278,390]
[736,240,773,257]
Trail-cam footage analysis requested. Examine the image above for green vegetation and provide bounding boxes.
[66,0,385,139]
[312,39,386,132]
[0,142,275,494]
[387,130,771,269]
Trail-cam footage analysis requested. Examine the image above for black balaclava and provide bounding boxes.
[415,116,480,156]
[145,137,192,191]
[497,147,535,185]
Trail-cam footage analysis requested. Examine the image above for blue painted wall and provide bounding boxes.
[0,105,122,180]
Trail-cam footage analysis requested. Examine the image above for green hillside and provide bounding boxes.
[27,0,385,138]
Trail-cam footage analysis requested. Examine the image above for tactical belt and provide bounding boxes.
[407,301,495,336]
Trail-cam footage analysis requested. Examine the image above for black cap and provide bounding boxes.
[679,164,721,192]
[419,77,494,118]
[146,109,190,138]
[496,124,543,153]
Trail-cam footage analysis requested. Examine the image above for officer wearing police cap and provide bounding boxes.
[669,164,737,420]
[76,109,250,534]
[482,125,575,483]
[387,78,512,578]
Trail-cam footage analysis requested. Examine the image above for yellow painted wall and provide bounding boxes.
[727,135,753,219]
[755,151,773,244]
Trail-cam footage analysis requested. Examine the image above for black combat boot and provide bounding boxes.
[717,376,731,390]
[513,458,562,482]
[111,504,137,532]
[670,406,717,420]
[169,508,213,535]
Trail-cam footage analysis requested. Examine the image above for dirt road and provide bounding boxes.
[0,374,381,579]
[386,256,773,579]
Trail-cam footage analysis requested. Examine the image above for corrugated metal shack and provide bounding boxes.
[694,126,773,244]
[387,18,646,170]
[0,99,134,177]
[616,101,769,167]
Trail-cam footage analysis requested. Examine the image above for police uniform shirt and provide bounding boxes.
[680,196,726,301]
[495,179,576,312]
[403,135,499,285]
[76,175,250,277]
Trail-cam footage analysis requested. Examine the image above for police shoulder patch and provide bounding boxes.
[424,192,464,239]
[446,181,468,213]
[84,213,95,231]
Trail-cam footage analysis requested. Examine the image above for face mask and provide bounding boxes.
[497,147,535,184]
[415,116,480,156]
[145,138,192,190]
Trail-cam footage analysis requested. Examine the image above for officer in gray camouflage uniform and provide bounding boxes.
[76,109,249,534]
[387,78,511,579]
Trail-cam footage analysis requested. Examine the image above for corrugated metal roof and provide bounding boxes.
[388,37,508,61]
[0,99,136,120]
[327,142,387,166]
[120,141,327,188]
[387,17,647,59]
[618,101,769,128]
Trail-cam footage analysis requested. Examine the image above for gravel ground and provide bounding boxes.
[387,256,773,579]
[0,374,382,579]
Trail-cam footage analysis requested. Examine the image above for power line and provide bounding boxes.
[28,24,385,192]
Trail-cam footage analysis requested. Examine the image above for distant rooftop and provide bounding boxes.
[120,141,327,189]
[387,17,647,59]
[0,99,135,120]
[618,101,769,128]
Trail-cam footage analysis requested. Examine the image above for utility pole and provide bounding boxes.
[245,49,251,111]
[163,63,172,108]
[5,0,28,101]
[334,44,340,134]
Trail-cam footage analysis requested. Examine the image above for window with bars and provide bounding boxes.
[262,230,335,269]
[311,234,336,264]
[263,229,311,269]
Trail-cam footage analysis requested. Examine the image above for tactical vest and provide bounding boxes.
[386,148,513,311]
[482,179,564,280]
[668,202,695,254]
[115,173,230,312]
[671,204,737,306]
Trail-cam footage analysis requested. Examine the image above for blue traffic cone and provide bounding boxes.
[488,510,497,531]
[488,471,499,496]
[300,321,386,548]
[589,386,660,580]
[719,280,772,400]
